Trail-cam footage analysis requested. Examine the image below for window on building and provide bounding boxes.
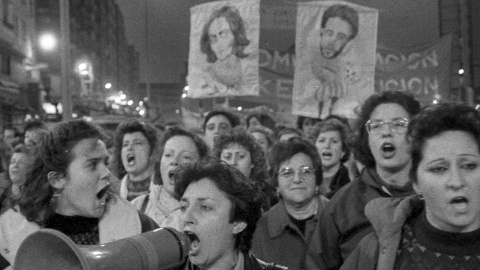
[3,0,14,29]
[20,20,27,44]
[0,54,11,75]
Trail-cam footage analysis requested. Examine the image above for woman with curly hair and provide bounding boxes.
[175,158,288,269]
[315,116,352,198]
[0,120,157,268]
[318,91,421,269]
[110,119,159,201]
[252,137,329,269]
[247,125,276,155]
[213,130,276,210]
[343,103,480,269]
[131,127,208,229]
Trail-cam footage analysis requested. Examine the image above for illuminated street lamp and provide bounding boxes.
[39,33,57,51]
[105,83,112,89]
[78,62,89,75]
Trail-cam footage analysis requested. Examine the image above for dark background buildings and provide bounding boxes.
[0,0,478,130]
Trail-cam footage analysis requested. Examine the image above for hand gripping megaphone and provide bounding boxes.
[14,227,190,270]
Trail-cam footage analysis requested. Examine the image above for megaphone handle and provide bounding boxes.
[124,236,160,270]
[0,253,9,270]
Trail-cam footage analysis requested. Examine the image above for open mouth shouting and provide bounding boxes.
[450,196,469,213]
[96,183,111,206]
[380,142,396,159]
[126,154,136,166]
[168,169,177,185]
[321,151,333,161]
[185,231,200,256]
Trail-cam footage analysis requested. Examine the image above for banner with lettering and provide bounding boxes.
[237,47,295,124]
[293,1,378,119]
[187,0,260,98]
[375,34,453,105]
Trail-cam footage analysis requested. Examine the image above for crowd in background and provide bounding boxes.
[1,90,480,269]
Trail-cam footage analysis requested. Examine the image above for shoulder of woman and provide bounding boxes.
[130,194,147,210]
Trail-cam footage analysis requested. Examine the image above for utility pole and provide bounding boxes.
[459,0,472,105]
[60,0,72,121]
[145,0,151,107]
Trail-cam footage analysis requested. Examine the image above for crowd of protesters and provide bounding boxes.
[1,91,480,269]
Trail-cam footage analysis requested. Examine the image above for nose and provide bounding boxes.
[124,142,133,150]
[224,156,236,166]
[446,167,466,190]
[182,206,195,227]
[101,164,111,182]
[171,156,179,166]
[325,141,332,148]
[380,123,394,137]
[292,171,303,184]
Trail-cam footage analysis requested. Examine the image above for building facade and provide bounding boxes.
[35,0,139,120]
[0,0,38,130]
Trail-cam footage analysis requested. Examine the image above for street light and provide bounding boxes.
[39,33,57,51]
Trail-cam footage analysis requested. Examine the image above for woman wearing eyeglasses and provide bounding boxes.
[252,137,329,270]
[342,103,480,269]
[318,91,421,270]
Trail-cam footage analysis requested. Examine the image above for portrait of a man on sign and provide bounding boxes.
[293,1,378,119]
[187,0,260,98]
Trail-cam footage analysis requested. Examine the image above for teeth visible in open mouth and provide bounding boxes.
[168,171,175,179]
[451,197,468,204]
[97,184,111,200]
[185,231,200,255]
[127,155,135,165]
[382,143,395,152]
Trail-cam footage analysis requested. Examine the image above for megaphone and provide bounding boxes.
[14,227,190,270]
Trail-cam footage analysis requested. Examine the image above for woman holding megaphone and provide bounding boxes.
[0,120,158,268]
[174,158,288,270]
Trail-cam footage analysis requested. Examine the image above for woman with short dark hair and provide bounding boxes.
[131,126,208,229]
[0,120,157,268]
[252,137,328,269]
[315,116,351,198]
[318,91,422,269]
[342,103,480,269]
[175,158,288,270]
[203,110,240,151]
[214,130,276,210]
[110,119,159,201]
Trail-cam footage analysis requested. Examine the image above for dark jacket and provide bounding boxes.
[318,167,414,270]
[340,195,421,270]
[252,196,329,270]
[182,252,289,270]
[325,165,351,199]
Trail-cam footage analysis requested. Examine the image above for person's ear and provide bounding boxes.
[48,171,67,190]
[232,221,247,235]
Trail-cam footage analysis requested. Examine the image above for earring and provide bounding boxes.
[417,192,424,200]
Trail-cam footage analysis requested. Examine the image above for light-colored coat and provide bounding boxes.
[131,185,182,230]
[0,194,143,267]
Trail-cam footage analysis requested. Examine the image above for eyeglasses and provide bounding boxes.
[278,166,315,181]
[365,118,409,134]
